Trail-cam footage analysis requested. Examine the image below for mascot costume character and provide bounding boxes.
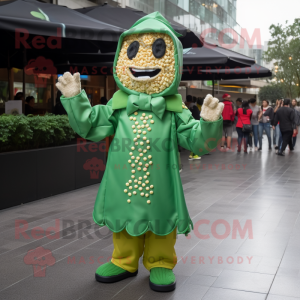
[56,12,223,292]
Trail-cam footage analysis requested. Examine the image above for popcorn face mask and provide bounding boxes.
[116,33,176,95]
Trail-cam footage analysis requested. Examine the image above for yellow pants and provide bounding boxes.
[111,228,177,273]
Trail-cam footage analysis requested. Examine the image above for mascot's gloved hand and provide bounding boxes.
[201,94,224,122]
[56,72,81,98]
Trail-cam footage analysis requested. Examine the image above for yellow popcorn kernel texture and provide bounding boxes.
[116,33,176,95]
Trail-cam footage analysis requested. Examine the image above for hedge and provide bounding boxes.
[0,114,76,153]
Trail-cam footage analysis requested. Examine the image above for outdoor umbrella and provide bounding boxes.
[181,63,272,95]
[0,0,124,99]
[182,46,256,70]
[75,5,187,36]
[0,0,124,42]
[75,5,203,48]
[55,44,256,78]
[55,51,260,83]
[182,63,272,81]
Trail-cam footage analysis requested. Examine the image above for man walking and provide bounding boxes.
[273,99,295,156]
[220,93,235,151]
[186,95,201,160]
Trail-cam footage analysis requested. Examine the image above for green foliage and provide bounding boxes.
[258,84,285,103]
[264,19,300,98]
[0,114,76,153]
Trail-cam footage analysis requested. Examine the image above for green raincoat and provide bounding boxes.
[61,12,222,236]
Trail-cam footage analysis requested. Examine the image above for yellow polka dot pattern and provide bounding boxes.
[116,33,175,95]
[125,112,154,204]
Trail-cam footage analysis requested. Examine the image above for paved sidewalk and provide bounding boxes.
[0,140,300,300]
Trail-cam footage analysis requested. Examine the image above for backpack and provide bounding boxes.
[222,101,234,125]
[294,109,300,126]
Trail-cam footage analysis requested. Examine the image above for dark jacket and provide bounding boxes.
[260,106,274,124]
[187,102,200,120]
[273,107,295,132]
[54,100,67,115]
[24,104,34,116]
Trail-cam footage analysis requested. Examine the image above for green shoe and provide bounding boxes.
[192,155,201,160]
[149,267,176,292]
[95,262,138,283]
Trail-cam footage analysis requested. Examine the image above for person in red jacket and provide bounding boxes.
[236,101,252,153]
[220,94,235,152]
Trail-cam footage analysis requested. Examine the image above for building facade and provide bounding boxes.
[108,0,256,58]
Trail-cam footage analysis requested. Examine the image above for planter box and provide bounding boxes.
[0,140,106,210]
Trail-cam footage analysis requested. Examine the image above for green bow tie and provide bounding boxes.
[126,93,166,119]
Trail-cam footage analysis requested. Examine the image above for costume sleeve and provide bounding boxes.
[60,90,119,142]
[175,109,223,156]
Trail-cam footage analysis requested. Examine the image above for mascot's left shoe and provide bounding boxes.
[149,267,176,292]
[95,262,138,283]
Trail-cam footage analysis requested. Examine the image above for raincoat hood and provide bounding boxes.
[113,12,183,98]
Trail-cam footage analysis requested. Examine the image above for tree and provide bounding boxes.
[258,84,284,104]
[264,19,300,98]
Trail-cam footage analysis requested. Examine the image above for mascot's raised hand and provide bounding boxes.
[201,94,224,122]
[56,72,81,98]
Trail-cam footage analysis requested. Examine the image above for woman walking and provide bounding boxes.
[258,100,274,150]
[236,101,252,153]
[273,99,283,153]
[248,98,260,151]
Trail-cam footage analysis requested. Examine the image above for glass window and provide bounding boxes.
[228,1,233,18]
[221,0,228,12]
[199,5,206,20]
[166,0,180,23]
[189,14,196,31]
[194,16,201,33]
[175,4,184,24]
[178,0,189,12]
[168,0,177,5]
[183,12,190,28]
[205,7,213,24]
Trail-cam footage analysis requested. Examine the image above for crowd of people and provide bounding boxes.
[185,93,300,157]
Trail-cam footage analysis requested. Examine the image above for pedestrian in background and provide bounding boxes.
[220,93,235,152]
[54,90,67,115]
[236,101,252,153]
[186,95,201,160]
[14,92,24,101]
[236,98,242,109]
[197,97,203,114]
[24,96,35,116]
[100,96,108,105]
[291,99,300,148]
[258,100,274,150]
[273,99,283,153]
[248,98,260,151]
[273,99,295,156]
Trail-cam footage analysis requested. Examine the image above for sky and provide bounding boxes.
[236,0,299,44]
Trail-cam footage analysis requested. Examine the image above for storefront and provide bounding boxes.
[0,68,117,115]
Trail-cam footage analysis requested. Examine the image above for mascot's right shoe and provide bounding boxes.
[95,262,138,283]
